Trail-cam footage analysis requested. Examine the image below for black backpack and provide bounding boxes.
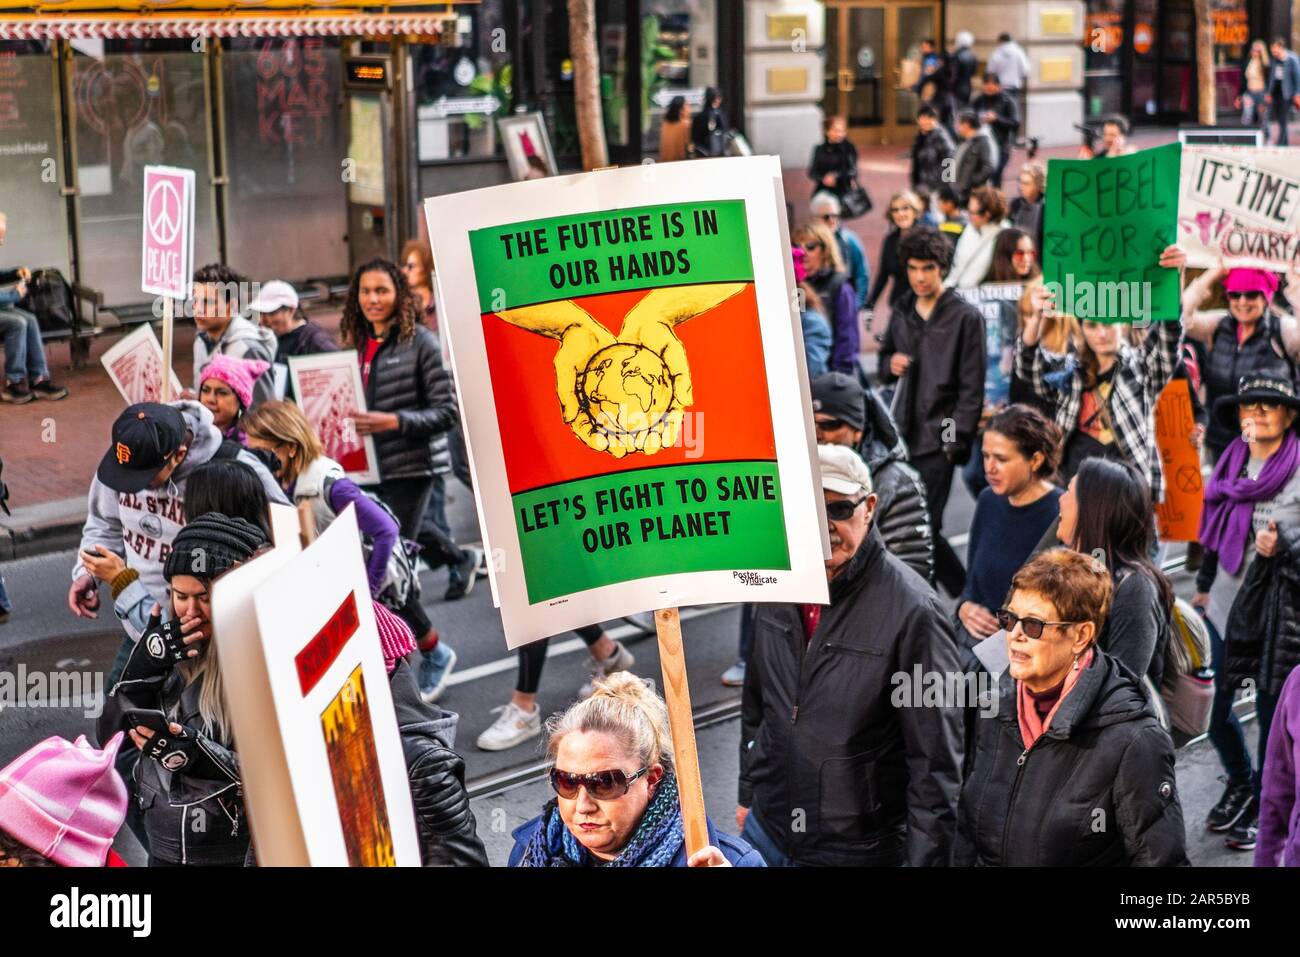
[18,268,76,335]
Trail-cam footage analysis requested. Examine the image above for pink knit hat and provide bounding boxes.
[1223,268,1279,299]
[0,732,128,867]
[373,601,417,673]
[199,354,271,412]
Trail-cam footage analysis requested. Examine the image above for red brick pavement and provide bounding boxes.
[1,128,1179,511]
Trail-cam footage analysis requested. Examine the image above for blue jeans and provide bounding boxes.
[737,602,757,663]
[0,306,49,383]
[1206,612,1280,796]
[0,569,11,613]
[740,813,799,867]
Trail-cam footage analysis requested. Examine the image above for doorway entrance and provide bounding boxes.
[821,1,941,145]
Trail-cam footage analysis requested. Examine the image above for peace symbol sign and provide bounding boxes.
[146,178,182,246]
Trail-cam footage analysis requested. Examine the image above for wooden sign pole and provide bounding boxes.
[297,500,317,546]
[655,607,709,859]
[160,297,174,402]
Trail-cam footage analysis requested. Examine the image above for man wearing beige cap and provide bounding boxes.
[737,443,964,867]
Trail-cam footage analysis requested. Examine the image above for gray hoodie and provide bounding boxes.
[72,401,288,630]
[193,314,278,405]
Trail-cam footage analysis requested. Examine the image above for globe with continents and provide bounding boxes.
[578,343,674,437]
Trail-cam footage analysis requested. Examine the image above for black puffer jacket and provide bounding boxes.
[389,660,489,866]
[878,288,986,461]
[1203,311,1296,453]
[856,384,934,582]
[100,637,247,866]
[957,650,1188,866]
[1224,524,1300,696]
[740,528,964,866]
[363,325,460,481]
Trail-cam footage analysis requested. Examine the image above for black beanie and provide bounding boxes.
[164,512,270,582]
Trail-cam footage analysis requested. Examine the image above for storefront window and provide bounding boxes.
[70,40,218,306]
[1211,0,1248,116]
[411,3,513,163]
[640,1,717,156]
[221,37,348,283]
[1159,0,1194,116]
[1084,0,1125,118]
[0,42,70,279]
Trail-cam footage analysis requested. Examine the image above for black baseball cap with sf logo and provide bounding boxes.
[97,403,187,493]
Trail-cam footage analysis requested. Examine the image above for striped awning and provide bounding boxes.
[0,11,453,39]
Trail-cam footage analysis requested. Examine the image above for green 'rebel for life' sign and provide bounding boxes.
[1041,142,1182,324]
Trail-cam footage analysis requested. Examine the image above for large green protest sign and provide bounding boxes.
[1041,142,1181,324]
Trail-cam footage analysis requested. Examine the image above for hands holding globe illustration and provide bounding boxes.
[496,284,745,457]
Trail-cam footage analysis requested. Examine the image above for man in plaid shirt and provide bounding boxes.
[1016,248,1187,501]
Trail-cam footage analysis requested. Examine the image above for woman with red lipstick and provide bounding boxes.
[508,673,763,867]
[955,404,1062,656]
[956,548,1189,866]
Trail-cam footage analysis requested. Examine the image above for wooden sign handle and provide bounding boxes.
[160,296,174,402]
[655,607,709,859]
[297,500,317,546]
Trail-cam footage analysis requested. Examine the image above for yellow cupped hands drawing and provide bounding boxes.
[495,283,746,458]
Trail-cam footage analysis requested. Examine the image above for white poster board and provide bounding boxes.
[288,350,381,486]
[212,506,419,866]
[1177,146,1300,272]
[425,155,830,648]
[99,323,182,405]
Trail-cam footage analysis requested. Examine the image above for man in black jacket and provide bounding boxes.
[811,371,934,582]
[910,105,955,194]
[738,443,964,866]
[951,110,998,203]
[878,226,985,598]
[971,74,1020,187]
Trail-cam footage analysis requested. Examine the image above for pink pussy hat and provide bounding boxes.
[0,732,128,867]
[1223,268,1279,299]
[199,353,271,412]
[374,601,418,673]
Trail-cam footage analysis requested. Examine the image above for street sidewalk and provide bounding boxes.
[0,126,1188,557]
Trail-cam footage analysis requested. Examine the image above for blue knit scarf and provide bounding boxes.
[519,774,684,867]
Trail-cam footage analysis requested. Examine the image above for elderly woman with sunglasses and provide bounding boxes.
[1181,261,1300,465]
[956,548,1189,866]
[509,672,763,867]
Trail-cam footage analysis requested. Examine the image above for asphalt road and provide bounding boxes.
[0,464,1262,867]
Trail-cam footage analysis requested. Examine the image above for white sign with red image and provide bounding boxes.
[140,165,195,298]
[288,350,381,486]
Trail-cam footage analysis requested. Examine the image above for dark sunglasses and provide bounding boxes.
[1226,290,1265,301]
[1240,399,1283,413]
[549,767,648,800]
[800,241,823,252]
[1012,249,1037,259]
[996,608,1083,640]
[824,496,867,522]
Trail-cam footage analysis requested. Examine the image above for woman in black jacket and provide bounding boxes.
[340,258,469,697]
[865,190,923,319]
[101,514,268,866]
[957,548,1188,866]
[1057,458,1174,687]
[807,114,859,204]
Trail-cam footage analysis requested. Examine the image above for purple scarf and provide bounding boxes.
[1199,430,1300,575]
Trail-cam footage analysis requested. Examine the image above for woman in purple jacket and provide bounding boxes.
[242,402,445,690]
[1258,665,1300,866]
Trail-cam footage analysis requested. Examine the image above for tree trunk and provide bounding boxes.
[567,0,609,170]
[1193,0,1216,125]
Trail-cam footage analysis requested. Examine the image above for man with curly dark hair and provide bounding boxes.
[878,226,986,598]
[190,263,276,405]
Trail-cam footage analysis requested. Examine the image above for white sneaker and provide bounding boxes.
[476,702,542,751]
[720,661,746,687]
[579,641,635,698]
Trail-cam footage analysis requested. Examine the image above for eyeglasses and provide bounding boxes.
[1012,249,1037,259]
[800,241,823,252]
[549,767,648,800]
[824,496,867,522]
[1226,290,1265,301]
[1240,400,1283,413]
[815,416,849,432]
[996,608,1084,640]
